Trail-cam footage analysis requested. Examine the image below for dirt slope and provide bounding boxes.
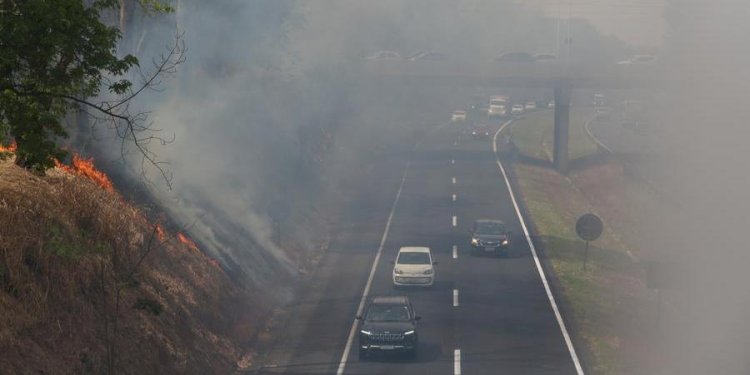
[0,158,267,374]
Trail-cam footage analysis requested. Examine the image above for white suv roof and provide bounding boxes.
[398,246,431,253]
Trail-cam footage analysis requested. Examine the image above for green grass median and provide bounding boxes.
[506,109,656,374]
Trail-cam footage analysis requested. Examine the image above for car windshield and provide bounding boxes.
[365,304,411,322]
[397,251,431,264]
[476,222,505,235]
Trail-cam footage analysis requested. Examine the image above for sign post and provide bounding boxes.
[575,213,603,271]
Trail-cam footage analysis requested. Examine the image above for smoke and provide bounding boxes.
[645,1,750,373]
[102,0,640,309]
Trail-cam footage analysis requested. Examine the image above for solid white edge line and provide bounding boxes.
[492,120,585,375]
[453,289,459,307]
[454,349,461,375]
[453,245,458,259]
[335,158,412,375]
[452,215,457,227]
[583,116,612,153]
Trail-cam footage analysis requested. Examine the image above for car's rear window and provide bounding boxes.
[397,251,431,265]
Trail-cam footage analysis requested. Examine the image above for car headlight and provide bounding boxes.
[360,330,372,335]
[471,238,478,246]
[404,330,415,335]
[502,239,509,245]
[394,268,403,275]
[423,269,433,275]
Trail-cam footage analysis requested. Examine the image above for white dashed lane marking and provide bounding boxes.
[454,349,461,375]
[452,216,457,227]
[453,289,459,307]
[452,245,458,259]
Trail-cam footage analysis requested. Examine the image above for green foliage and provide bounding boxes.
[44,224,85,260]
[0,0,167,172]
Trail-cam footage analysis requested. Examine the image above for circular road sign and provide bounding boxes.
[576,213,603,241]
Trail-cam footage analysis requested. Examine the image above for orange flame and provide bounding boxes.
[155,224,166,241]
[177,232,199,252]
[55,153,115,192]
[0,141,17,153]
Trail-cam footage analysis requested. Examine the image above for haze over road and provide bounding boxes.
[253,112,581,374]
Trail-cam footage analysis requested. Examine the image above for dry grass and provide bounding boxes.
[0,159,267,374]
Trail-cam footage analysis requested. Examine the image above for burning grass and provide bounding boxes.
[0,158,268,374]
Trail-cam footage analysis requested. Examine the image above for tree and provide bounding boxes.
[0,0,180,180]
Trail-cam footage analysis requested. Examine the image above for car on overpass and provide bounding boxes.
[407,50,447,62]
[494,51,536,63]
[470,219,512,255]
[365,50,402,60]
[392,247,436,287]
[525,101,537,111]
[617,54,658,65]
[533,53,557,62]
[357,296,420,359]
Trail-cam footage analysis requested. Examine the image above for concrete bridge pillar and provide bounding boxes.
[553,87,571,172]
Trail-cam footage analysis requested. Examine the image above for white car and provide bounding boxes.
[392,247,436,287]
[488,104,507,118]
[451,110,467,123]
[524,101,537,110]
[548,100,555,108]
[511,104,524,115]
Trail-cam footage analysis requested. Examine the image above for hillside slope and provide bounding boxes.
[0,158,266,374]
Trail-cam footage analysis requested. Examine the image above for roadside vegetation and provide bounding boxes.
[0,156,264,374]
[506,109,662,374]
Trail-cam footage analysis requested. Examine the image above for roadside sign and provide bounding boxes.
[576,213,603,241]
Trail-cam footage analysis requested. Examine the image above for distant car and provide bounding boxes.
[524,101,537,110]
[533,53,557,62]
[548,100,555,108]
[617,54,657,65]
[358,296,420,359]
[470,219,512,255]
[451,110,467,123]
[408,51,447,61]
[366,50,402,60]
[470,125,491,139]
[488,95,509,118]
[392,247,436,287]
[487,105,507,118]
[511,104,524,115]
[494,52,535,63]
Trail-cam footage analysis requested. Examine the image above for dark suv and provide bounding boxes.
[357,296,420,359]
[470,219,512,255]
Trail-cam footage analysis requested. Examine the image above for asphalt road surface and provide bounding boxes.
[253,117,582,374]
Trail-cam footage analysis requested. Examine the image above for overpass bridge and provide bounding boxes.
[363,61,663,171]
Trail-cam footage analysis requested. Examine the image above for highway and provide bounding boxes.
[253,116,582,374]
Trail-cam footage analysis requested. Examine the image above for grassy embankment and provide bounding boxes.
[507,109,660,374]
[0,155,266,374]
